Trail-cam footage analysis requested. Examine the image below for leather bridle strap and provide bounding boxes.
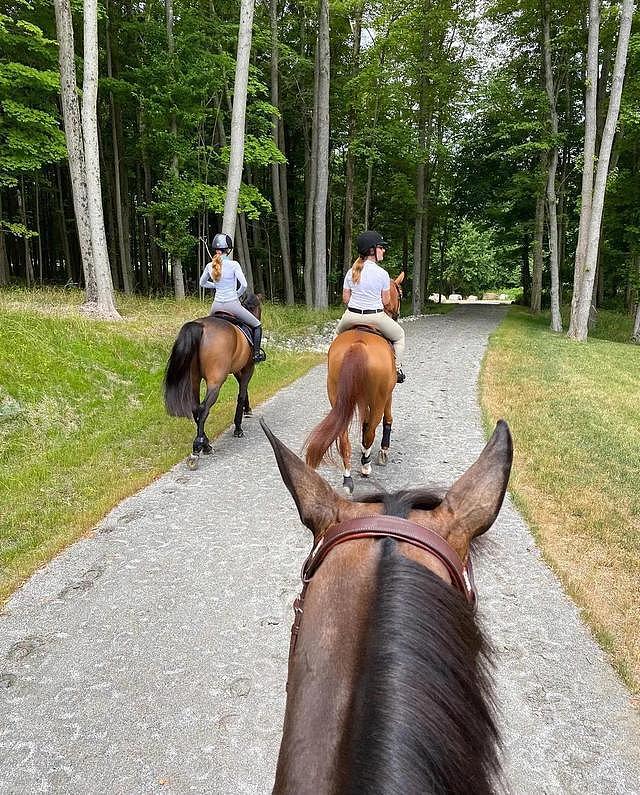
[288,515,477,669]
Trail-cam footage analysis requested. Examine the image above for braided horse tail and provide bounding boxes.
[305,341,368,469]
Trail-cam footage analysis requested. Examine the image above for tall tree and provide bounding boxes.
[166,0,185,300]
[312,0,330,309]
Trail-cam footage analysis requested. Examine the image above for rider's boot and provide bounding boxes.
[252,325,267,363]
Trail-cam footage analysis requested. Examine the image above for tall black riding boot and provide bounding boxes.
[252,325,266,363]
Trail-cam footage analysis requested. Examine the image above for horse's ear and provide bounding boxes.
[260,419,358,537]
[425,421,512,554]
[395,272,405,285]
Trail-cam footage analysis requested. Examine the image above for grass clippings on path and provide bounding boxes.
[0,288,324,604]
[481,306,640,693]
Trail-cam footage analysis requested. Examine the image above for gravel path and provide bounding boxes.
[1,305,639,794]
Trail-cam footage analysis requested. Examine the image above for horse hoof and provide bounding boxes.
[186,454,199,471]
[233,428,245,438]
[342,476,354,494]
[377,449,388,466]
[203,444,213,455]
[244,409,253,417]
[361,465,372,477]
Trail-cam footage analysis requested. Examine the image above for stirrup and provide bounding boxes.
[396,368,406,384]
[253,348,267,363]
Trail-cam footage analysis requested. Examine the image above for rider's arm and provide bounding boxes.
[381,288,392,310]
[342,288,351,305]
[200,263,215,288]
[234,261,248,297]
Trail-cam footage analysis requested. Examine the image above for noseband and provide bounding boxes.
[288,515,477,664]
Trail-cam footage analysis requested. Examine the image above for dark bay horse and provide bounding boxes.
[262,418,513,795]
[164,294,261,469]
[306,273,404,493]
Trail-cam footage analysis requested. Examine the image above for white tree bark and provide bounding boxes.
[569,0,635,341]
[304,45,320,307]
[222,0,255,238]
[312,0,330,309]
[633,301,640,343]
[543,2,562,332]
[569,0,599,327]
[166,0,185,300]
[270,0,294,304]
[82,0,120,318]
[53,0,97,304]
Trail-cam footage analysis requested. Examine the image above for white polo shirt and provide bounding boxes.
[344,260,391,310]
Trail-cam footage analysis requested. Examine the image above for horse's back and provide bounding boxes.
[329,330,395,391]
[197,316,251,378]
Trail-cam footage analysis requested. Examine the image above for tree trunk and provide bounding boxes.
[53,0,97,304]
[82,0,120,317]
[543,1,562,332]
[56,165,74,281]
[0,193,11,285]
[238,213,254,291]
[304,42,320,307]
[531,160,546,314]
[17,178,35,286]
[140,111,162,291]
[569,0,635,341]
[106,0,132,294]
[342,3,364,273]
[312,0,330,309]
[270,0,294,304]
[569,0,599,330]
[222,0,255,237]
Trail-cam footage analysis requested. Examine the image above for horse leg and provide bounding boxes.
[338,431,353,494]
[377,398,393,467]
[235,373,253,416]
[360,420,375,477]
[233,372,252,437]
[192,384,220,457]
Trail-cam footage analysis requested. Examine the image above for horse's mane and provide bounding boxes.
[346,535,501,795]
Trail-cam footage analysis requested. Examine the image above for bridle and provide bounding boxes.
[288,515,477,664]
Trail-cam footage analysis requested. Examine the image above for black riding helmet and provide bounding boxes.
[212,233,233,251]
[357,230,390,257]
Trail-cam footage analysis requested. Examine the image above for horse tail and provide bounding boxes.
[305,342,368,469]
[164,321,203,417]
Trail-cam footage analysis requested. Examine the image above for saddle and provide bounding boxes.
[212,311,253,348]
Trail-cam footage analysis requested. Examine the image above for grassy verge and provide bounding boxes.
[480,306,640,693]
[0,287,325,603]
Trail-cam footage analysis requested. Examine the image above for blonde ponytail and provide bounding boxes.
[210,252,223,282]
[351,256,365,285]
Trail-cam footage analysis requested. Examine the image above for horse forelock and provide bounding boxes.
[346,537,501,795]
[358,487,447,517]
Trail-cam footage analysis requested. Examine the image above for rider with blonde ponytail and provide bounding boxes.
[336,230,406,383]
[199,233,266,363]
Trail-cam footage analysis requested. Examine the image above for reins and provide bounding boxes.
[288,515,477,666]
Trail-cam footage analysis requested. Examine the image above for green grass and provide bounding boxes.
[0,287,325,602]
[480,306,640,692]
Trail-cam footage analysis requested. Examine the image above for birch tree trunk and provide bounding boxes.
[543,1,562,332]
[342,2,364,274]
[222,0,255,237]
[569,0,599,333]
[270,0,294,303]
[568,0,635,341]
[53,0,97,304]
[165,0,185,300]
[313,0,330,309]
[82,0,120,318]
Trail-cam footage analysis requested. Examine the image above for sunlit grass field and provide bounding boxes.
[481,306,640,693]
[0,287,327,603]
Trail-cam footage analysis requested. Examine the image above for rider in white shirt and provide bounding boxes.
[336,230,405,383]
[199,233,266,363]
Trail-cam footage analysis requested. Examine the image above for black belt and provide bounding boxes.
[348,307,383,314]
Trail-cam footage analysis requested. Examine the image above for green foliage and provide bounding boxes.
[444,220,518,294]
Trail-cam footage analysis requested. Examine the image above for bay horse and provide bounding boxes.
[261,418,513,795]
[306,273,404,493]
[163,294,262,469]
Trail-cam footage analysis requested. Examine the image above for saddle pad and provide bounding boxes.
[344,324,394,349]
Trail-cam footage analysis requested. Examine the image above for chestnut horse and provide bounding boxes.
[163,294,261,469]
[262,418,513,795]
[306,273,404,493]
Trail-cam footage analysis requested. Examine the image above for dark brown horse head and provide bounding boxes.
[243,292,262,320]
[262,418,512,794]
[386,272,404,321]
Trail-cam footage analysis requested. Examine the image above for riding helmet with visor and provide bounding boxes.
[357,230,390,257]
[212,233,233,252]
